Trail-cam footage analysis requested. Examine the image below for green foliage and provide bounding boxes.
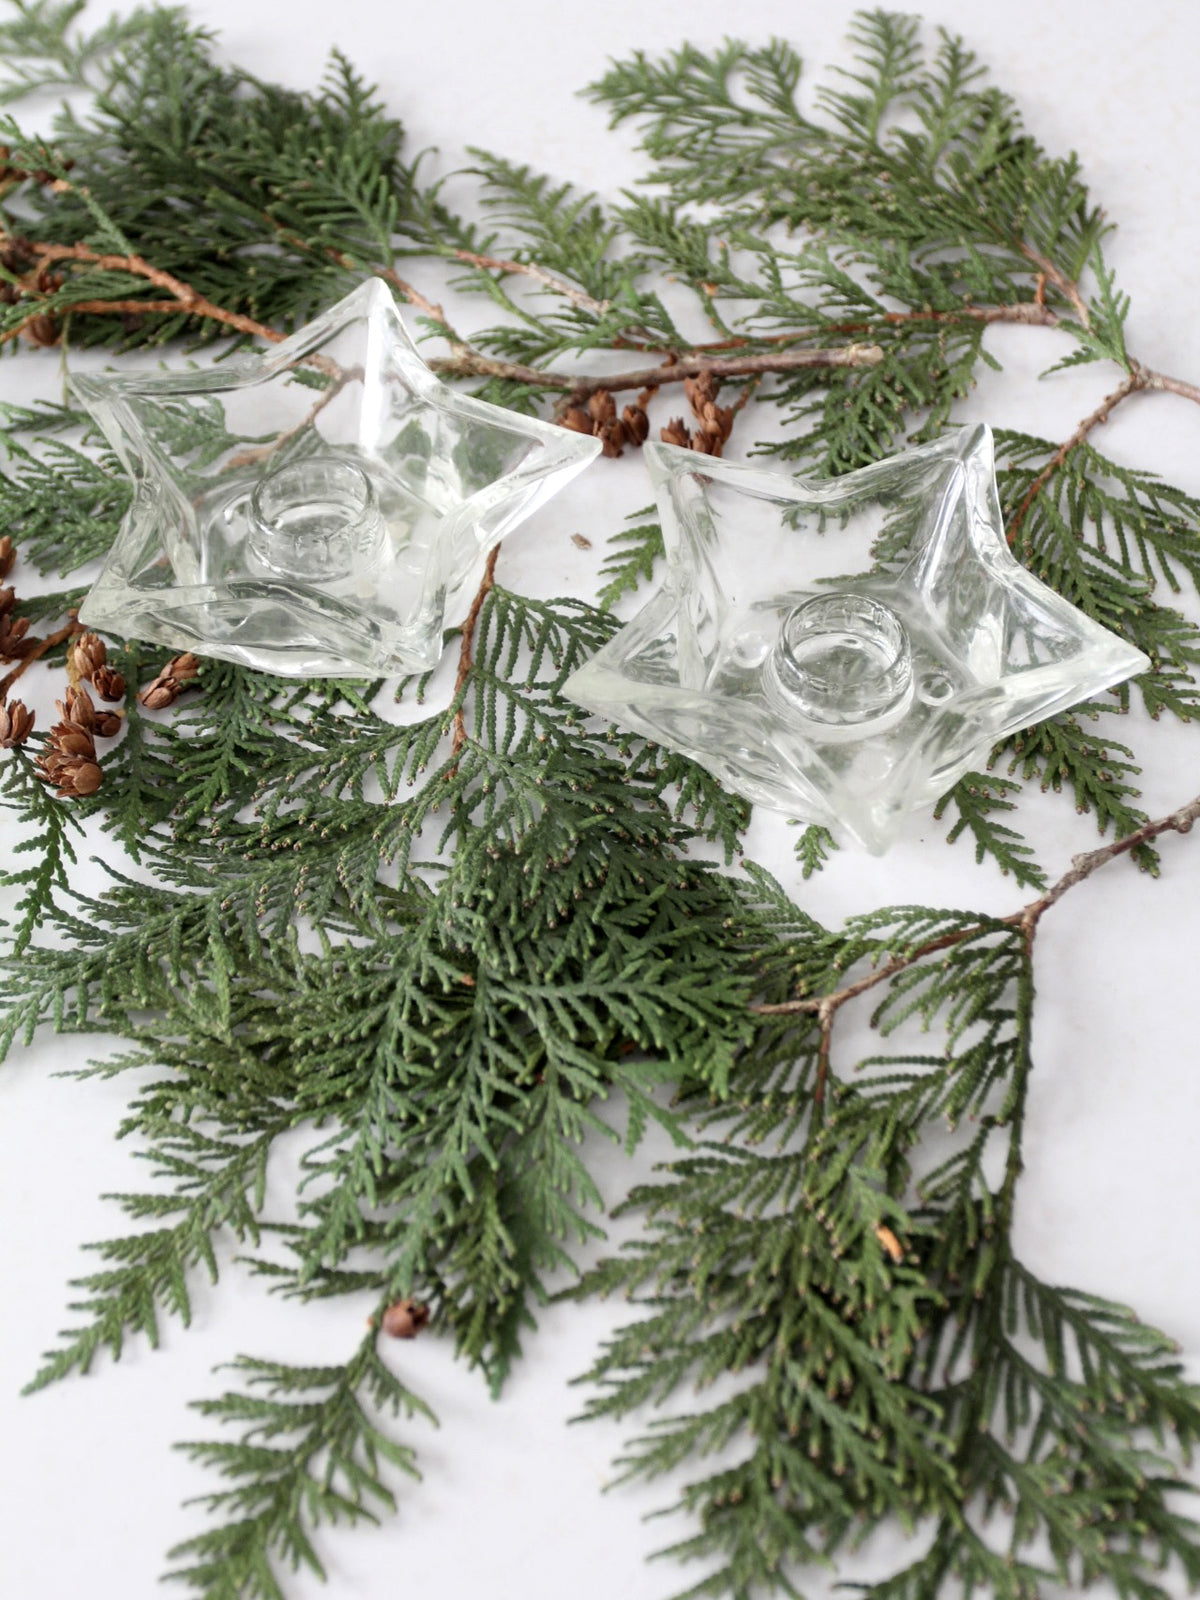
[24,1118,278,1393]
[1005,705,1160,872]
[2,7,1200,1600]
[0,746,81,953]
[1,10,418,343]
[0,405,131,573]
[0,569,764,1590]
[575,910,1200,1600]
[166,1337,434,1599]
[0,0,158,102]
[791,822,838,879]
[598,509,664,610]
[934,773,1045,889]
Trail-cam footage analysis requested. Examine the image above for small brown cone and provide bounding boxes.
[0,613,32,657]
[91,664,126,702]
[139,677,181,711]
[381,1298,430,1340]
[561,405,593,435]
[23,313,61,348]
[621,403,650,446]
[62,685,97,732]
[71,631,107,682]
[587,389,617,426]
[594,415,627,459]
[0,699,34,748]
[164,653,201,683]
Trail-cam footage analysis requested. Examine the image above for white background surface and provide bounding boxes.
[2,0,1200,1596]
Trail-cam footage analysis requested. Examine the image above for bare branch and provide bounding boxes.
[431,342,885,396]
[450,248,616,320]
[1018,240,1091,329]
[752,790,1200,1021]
[1005,368,1147,546]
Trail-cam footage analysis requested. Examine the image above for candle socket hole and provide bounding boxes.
[249,456,382,581]
[767,594,913,734]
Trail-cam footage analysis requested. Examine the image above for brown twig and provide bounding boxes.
[1005,367,1147,545]
[1141,367,1200,408]
[41,297,187,320]
[751,790,1200,1110]
[449,545,501,761]
[432,342,885,397]
[1017,241,1091,330]
[686,301,1061,355]
[17,241,285,343]
[1003,349,1200,548]
[317,246,448,329]
[450,248,616,321]
[0,617,85,701]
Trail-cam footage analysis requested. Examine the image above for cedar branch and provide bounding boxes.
[753,789,1200,1027]
[450,248,616,321]
[1006,368,1146,545]
[431,343,885,396]
[686,301,1060,354]
[16,241,285,343]
[1017,241,1091,329]
[1004,357,1200,547]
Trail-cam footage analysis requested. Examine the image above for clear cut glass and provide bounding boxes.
[72,279,600,676]
[564,426,1150,852]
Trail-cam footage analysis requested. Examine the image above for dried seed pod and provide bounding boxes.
[560,405,593,435]
[684,372,721,415]
[0,699,34,748]
[380,1298,430,1339]
[71,631,108,681]
[54,727,97,759]
[61,685,97,732]
[0,613,32,657]
[91,665,126,702]
[595,415,627,459]
[164,652,201,683]
[40,754,103,798]
[0,537,14,581]
[0,585,16,617]
[0,235,34,274]
[587,388,617,426]
[94,709,123,739]
[661,417,691,449]
[23,313,61,348]
[621,403,650,446]
[139,677,180,711]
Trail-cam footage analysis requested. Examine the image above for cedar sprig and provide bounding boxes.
[1,10,1200,1600]
[166,1334,434,1599]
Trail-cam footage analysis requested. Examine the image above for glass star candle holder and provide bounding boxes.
[72,279,600,676]
[564,426,1149,852]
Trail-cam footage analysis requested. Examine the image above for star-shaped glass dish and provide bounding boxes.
[72,279,600,676]
[564,426,1149,852]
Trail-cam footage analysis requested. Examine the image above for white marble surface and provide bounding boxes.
[1,0,1199,1595]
